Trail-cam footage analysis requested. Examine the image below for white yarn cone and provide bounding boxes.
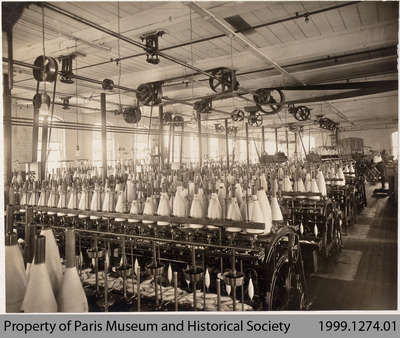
[205,268,210,289]
[157,192,171,225]
[5,235,26,312]
[257,188,272,234]
[78,188,90,218]
[260,174,268,191]
[189,194,204,229]
[295,178,306,198]
[37,187,48,207]
[349,163,355,177]
[316,170,327,196]
[39,229,63,299]
[28,189,39,206]
[173,186,187,217]
[310,178,320,200]
[188,181,195,199]
[89,185,102,220]
[247,195,264,234]
[305,173,312,192]
[282,175,293,192]
[57,189,67,209]
[235,183,244,208]
[248,277,254,301]
[56,184,68,217]
[67,187,78,210]
[21,262,57,313]
[47,186,58,209]
[198,187,207,214]
[115,190,127,221]
[271,196,283,222]
[167,264,173,284]
[126,177,134,203]
[207,192,222,229]
[337,167,345,186]
[226,197,242,232]
[59,229,88,312]
[273,178,279,195]
[19,184,29,207]
[102,188,114,212]
[143,196,155,224]
[128,200,140,223]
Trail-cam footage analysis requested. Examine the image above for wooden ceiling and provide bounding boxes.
[4,1,398,133]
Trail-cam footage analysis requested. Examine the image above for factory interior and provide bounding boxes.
[3,1,398,312]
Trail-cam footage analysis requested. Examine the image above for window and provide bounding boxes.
[189,136,199,162]
[209,137,219,160]
[162,132,181,163]
[92,131,115,167]
[249,140,260,163]
[37,142,62,172]
[265,141,276,155]
[134,133,151,162]
[302,135,316,154]
[37,116,65,171]
[392,131,398,160]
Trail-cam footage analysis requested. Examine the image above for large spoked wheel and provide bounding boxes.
[267,254,306,310]
[321,205,335,258]
[265,230,308,311]
[333,211,344,254]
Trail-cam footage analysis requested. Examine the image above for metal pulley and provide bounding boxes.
[215,123,225,133]
[253,88,285,115]
[231,109,245,122]
[173,115,184,127]
[102,78,114,90]
[136,82,162,106]
[318,117,337,131]
[162,111,173,123]
[248,111,263,127]
[33,55,58,83]
[288,123,303,132]
[209,67,239,93]
[59,54,75,84]
[140,30,165,65]
[61,97,71,110]
[227,126,238,135]
[32,93,50,110]
[194,98,212,114]
[123,106,141,124]
[289,105,312,121]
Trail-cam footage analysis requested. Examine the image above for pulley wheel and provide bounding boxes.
[123,106,141,124]
[248,112,263,127]
[136,82,161,106]
[231,109,245,122]
[194,99,212,114]
[173,115,184,127]
[294,106,311,121]
[102,78,114,91]
[253,88,285,115]
[33,55,58,83]
[209,67,239,93]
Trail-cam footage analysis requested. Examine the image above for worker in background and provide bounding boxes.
[373,150,387,189]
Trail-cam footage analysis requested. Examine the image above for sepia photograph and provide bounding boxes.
[3,1,398,313]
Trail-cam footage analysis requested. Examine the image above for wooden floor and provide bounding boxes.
[309,184,397,310]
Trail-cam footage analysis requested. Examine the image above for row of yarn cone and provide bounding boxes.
[5,228,88,313]
[11,174,284,235]
[10,162,355,232]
